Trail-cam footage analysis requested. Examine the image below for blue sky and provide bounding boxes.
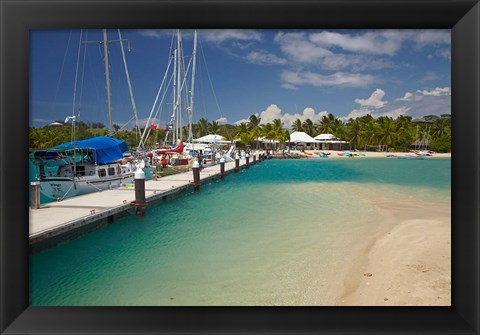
[30,29,451,130]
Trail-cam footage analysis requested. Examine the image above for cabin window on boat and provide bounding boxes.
[108,167,116,176]
[98,169,106,178]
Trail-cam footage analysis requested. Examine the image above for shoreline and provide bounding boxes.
[336,188,451,306]
[297,150,451,159]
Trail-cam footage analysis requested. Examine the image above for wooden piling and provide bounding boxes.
[192,161,201,192]
[220,157,225,180]
[132,168,147,217]
[235,154,240,173]
[30,181,41,209]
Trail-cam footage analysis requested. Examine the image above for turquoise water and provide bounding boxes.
[29,158,451,306]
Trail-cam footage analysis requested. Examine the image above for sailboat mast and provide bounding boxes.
[176,29,182,142]
[188,30,197,143]
[117,29,140,138]
[103,29,113,133]
[172,48,177,144]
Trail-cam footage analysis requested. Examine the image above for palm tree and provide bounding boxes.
[432,117,451,139]
[278,128,290,153]
[239,131,254,150]
[235,122,248,138]
[197,118,209,137]
[291,118,303,132]
[315,113,337,135]
[394,115,414,150]
[361,117,377,149]
[271,118,287,152]
[345,118,363,149]
[248,114,262,149]
[208,120,220,134]
[302,118,315,137]
[247,114,261,130]
[375,116,397,151]
[262,122,274,139]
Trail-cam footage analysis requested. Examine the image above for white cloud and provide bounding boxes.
[379,106,411,118]
[201,30,262,43]
[273,30,450,71]
[274,32,333,64]
[309,30,405,56]
[216,117,228,124]
[411,30,450,48]
[234,118,250,125]
[235,104,329,129]
[344,87,451,120]
[281,83,299,90]
[138,29,263,46]
[354,89,387,108]
[246,50,287,65]
[281,70,375,88]
[274,31,398,71]
[257,104,283,124]
[416,87,450,96]
[398,92,414,101]
[138,29,174,39]
[437,48,451,60]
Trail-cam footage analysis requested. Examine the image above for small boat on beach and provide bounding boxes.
[317,152,329,158]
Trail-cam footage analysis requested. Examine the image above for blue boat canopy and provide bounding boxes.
[53,136,129,164]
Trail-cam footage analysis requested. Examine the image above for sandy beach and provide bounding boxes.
[337,187,451,306]
[268,149,451,306]
[301,150,452,159]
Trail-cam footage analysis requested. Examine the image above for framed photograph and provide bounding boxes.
[1,0,479,334]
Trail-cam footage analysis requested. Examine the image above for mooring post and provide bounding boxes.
[246,153,250,169]
[30,180,40,209]
[220,157,225,180]
[253,152,257,165]
[192,160,201,192]
[133,167,146,217]
[234,153,240,173]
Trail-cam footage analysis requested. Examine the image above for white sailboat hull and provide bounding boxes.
[39,174,134,201]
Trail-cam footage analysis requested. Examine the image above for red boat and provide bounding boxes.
[146,141,185,157]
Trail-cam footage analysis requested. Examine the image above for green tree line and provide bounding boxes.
[29,113,451,152]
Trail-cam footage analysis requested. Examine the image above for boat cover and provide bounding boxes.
[53,136,128,164]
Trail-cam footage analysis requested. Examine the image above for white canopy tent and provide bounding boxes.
[314,133,336,141]
[288,131,316,150]
[192,134,230,143]
[314,133,349,150]
[289,131,316,143]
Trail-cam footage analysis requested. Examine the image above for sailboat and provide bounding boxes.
[32,136,135,200]
[139,30,236,167]
[31,30,138,201]
[139,30,197,166]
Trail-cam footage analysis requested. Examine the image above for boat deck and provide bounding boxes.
[29,159,256,248]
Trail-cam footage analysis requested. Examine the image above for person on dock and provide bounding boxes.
[161,155,168,168]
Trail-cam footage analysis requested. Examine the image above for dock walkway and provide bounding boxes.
[29,159,256,249]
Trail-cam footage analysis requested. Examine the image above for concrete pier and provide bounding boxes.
[29,159,254,251]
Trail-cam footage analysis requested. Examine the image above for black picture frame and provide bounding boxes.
[1,0,479,334]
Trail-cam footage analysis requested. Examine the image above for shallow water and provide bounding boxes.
[29,158,451,306]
